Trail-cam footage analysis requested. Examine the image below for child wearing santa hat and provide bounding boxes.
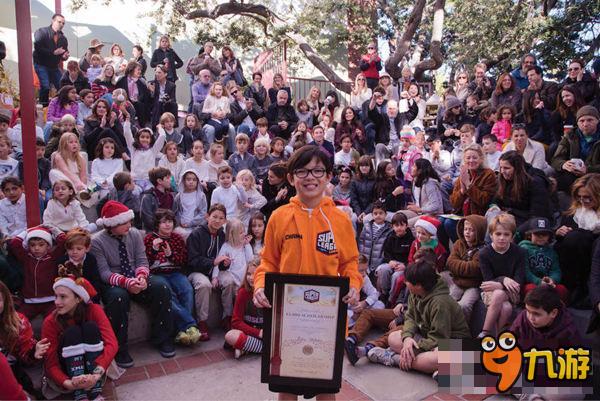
[408,216,448,271]
[41,271,117,400]
[8,225,66,320]
[90,200,174,369]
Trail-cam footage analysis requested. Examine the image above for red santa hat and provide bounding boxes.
[414,216,441,237]
[53,275,97,303]
[25,226,53,246]
[97,200,135,228]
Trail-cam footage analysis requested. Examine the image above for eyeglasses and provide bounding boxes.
[357,78,365,81]
[577,195,592,203]
[367,47,375,50]
[293,168,327,178]
[568,67,581,72]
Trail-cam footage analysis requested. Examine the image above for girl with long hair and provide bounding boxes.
[49,132,88,193]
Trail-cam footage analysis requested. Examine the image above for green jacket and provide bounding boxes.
[518,240,561,285]
[551,128,600,173]
[401,276,470,353]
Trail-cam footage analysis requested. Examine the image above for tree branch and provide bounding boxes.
[481,52,510,69]
[414,0,445,78]
[384,0,427,79]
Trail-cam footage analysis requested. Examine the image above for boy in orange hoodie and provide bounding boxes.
[253,145,362,400]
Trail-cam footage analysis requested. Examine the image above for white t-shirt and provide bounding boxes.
[0,157,19,181]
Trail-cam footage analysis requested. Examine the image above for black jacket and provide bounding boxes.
[150,48,183,82]
[83,118,126,160]
[560,73,599,105]
[59,71,90,93]
[228,100,264,127]
[265,103,298,129]
[115,76,152,125]
[588,240,600,333]
[56,254,102,303]
[382,230,415,264]
[260,181,295,221]
[368,100,418,144]
[350,178,376,215]
[186,223,225,276]
[33,25,68,68]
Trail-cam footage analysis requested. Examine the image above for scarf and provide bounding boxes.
[573,208,600,233]
[127,77,139,102]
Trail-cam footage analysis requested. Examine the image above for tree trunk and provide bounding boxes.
[414,0,445,79]
[384,0,427,80]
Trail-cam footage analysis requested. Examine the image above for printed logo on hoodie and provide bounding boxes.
[316,231,337,255]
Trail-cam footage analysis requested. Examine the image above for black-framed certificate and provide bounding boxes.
[261,273,349,393]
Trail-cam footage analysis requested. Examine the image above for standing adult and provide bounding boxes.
[560,58,599,105]
[131,45,147,77]
[79,39,104,74]
[510,53,537,91]
[490,73,522,112]
[150,35,183,83]
[359,42,382,89]
[148,65,178,129]
[33,13,69,106]
[219,46,245,86]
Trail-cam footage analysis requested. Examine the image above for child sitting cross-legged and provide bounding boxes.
[140,167,173,231]
[519,217,569,303]
[144,209,201,346]
[368,258,470,378]
[173,169,207,241]
[348,255,385,327]
[224,257,264,359]
[43,180,97,233]
[478,213,526,339]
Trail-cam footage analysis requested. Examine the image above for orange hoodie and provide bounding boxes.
[255,196,362,292]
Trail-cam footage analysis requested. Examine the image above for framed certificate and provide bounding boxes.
[261,273,349,391]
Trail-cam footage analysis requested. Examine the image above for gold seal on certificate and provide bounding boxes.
[261,273,349,392]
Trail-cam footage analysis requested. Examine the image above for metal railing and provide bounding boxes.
[288,76,352,106]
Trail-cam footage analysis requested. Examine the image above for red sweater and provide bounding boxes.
[41,304,118,386]
[143,231,187,273]
[231,286,263,338]
[408,240,448,272]
[2,312,37,365]
[0,354,27,401]
[9,234,66,301]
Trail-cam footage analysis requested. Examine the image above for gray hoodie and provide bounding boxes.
[173,169,208,228]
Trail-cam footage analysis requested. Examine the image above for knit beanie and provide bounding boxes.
[400,125,416,139]
[414,216,441,237]
[53,274,97,303]
[96,200,134,228]
[576,105,600,122]
[445,96,462,110]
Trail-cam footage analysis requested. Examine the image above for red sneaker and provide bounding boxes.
[197,320,210,341]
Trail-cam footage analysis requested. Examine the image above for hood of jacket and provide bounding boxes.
[178,168,203,194]
[456,215,487,246]
[413,276,449,307]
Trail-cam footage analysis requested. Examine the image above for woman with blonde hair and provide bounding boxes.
[268,72,292,105]
[150,35,183,82]
[105,43,127,76]
[49,132,88,193]
[350,73,372,112]
[202,82,233,145]
[91,64,117,100]
[305,86,323,125]
[556,173,600,307]
[453,70,470,102]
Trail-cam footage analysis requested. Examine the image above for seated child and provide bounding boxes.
[140,167,173,231]
[43,180,97,232]
[375,212,414,303]
[444,215,486,321]
[123,119,166,192]
[91,201,175,368]
[158,141,186,186]
[348,255,385,327]
[309,125,335,165]
[408,216,447,271]
[9,226,66,320]
[368,259,470,376]
[184,140,211,188]
[211,166,247,219]
[228,133,258,177]
[173,169,207,240]
[144,209,200,346]
[358,201,392,280]
[57,227,102,299]
[186,204,227,340]
[90,137,124,199]
[247,212,265,256]
[214,218,254,330]
[334,134,360,168]
[519,217,568,303]
[510,285,582,350]
[207,143,229,184]
[0,134,18,185]
[0,177,27,239]
[18,138,51,206]
[481,134,501,171]
[249,117,273,153]
[98,172,141,229]
[478,213,526,338]
[332,166,353,204]
[269,137,286,163]
[224,258,264,359]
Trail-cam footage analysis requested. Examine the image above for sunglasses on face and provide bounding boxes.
[568,67,581,72]
[577,195,592,203]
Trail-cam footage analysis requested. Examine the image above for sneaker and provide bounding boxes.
[115,350,134,369]
[158,341,176,358]
[186,326,201,344]
[197,320,210,341]
[344,339,359,366]
[175,330,191,346]
[234,349,246,359]
[367,347,398,367]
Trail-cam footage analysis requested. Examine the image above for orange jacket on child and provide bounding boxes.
[255,196,362,292]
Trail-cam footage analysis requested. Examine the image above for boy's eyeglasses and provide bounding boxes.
[293,168,327,178]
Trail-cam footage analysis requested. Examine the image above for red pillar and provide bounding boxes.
[55,0,61,14]
[15,0,41,227]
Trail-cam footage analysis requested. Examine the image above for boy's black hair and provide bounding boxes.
[286,144,333,174]
[391,211,408,226]
[154,208,176,231]
[524,285,562,314]
[113,171,133,191]
[1,176,22,190]
[372,200,386,213]
[404,260,437,292]
[36,138,46,147]
[148,167,171,186]
[481,134,498,143]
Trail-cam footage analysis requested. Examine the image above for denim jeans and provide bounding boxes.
[160,271,196,332]
[34,64,62,106]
